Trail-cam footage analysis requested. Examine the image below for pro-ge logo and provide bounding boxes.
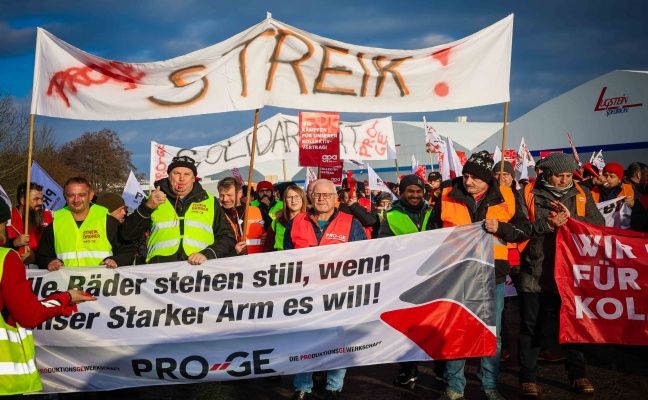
[325,233,347,242]
[594,87,643,117]
[322,154,338,162]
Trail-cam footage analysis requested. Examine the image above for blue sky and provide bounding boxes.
[1,0,647,178]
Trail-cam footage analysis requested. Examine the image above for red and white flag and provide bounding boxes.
[440,137,464,181]
[566,133,582,167]
[516,137,535,170]
[423,116,445,154]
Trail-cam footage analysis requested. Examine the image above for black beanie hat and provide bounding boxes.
[463,150,494,182]
[399,174,425,193]
[167,156,198,177]
[96,193,125,213]
[492,160,515,175]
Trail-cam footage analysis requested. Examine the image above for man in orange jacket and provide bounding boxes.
[432,150,531,400]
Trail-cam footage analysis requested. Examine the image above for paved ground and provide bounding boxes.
[61,299,648,400]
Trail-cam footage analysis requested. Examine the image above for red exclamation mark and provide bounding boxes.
[432,48,451,97]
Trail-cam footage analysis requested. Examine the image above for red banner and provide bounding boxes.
[503,149,516,169]
[299,112,340,167]
[555,218,648,345]
[320,162,344,185]
[539,150,563,159]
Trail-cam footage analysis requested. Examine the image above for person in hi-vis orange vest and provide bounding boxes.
[431,151,531,400]
[217,177,265,255]
[592,162,647,231]
[283,179,367,399]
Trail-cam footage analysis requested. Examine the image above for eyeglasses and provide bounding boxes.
[286,195,302,201]
[313,193,335,200]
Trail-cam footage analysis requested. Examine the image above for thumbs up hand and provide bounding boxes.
[145,186,167,209]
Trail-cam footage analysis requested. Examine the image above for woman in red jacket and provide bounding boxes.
[0,199,96,396]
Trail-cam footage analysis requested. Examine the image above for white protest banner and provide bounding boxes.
[596,196,631,229]
[32,16,512,120]
[28,224,496,393]
[31,161,65,211]
[122,171,146,209]
[150,114,396,181]
[367,165,397,200]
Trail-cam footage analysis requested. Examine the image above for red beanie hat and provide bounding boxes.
[603,162,624,179]
[256,181,274,192]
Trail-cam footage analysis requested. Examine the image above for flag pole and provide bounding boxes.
[282,159,287,182]
[428,152,434,173]
[24,114,35,237]
[243,109,260,244]
[499,102,509,185]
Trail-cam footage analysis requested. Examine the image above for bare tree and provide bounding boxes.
[58,129,136,193]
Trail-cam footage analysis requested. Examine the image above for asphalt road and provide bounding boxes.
[59,299,648,400]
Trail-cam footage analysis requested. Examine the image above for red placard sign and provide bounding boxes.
[556,219,648,345]
[299,112,340,167]
[320,162,344,186]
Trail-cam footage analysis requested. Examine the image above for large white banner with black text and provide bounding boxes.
[27,224,496,393]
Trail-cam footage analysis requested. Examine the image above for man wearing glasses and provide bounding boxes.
[121,156,236,264]
[283,179,367,400]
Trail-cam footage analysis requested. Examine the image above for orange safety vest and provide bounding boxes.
[591,183,634,204]
[224,206,264,254]
[290,212,353,248]
[440,186,515,261]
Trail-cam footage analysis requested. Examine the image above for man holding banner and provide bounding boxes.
[122,156,235,264]
[517,152,604,397]
[284,179,367,400]
[6,182,52,268]
[433,151,531,400]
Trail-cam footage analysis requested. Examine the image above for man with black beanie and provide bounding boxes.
[121,156,235,264]
[432,150,531,400]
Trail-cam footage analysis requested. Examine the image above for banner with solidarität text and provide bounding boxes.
[27,223,496,393]
[555,218,648,345]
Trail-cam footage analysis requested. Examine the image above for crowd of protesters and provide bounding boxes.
[1,153,647,399]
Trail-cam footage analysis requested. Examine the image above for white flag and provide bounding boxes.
[423,116,445,154]
[411,155,418,174]
[516,137,535,170]
[367,165,397,200]
[519,148,530,181]
[441,137,463,181]
[122,171,146,209]
[590,150,606,171]
[347,160,366,167]
[493,146,502,164]
[31,161,65,211]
